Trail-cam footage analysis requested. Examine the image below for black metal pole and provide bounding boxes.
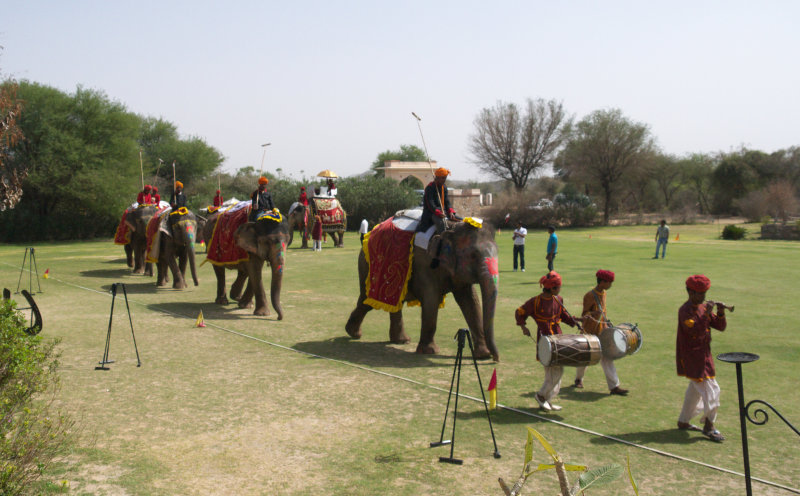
[442,330,465,464]
[465,331,501,459]
[96,283,117,370]
[120,284,141,367]
[431,338,460,447]
[15,247,28,294]
[734,362,753,496]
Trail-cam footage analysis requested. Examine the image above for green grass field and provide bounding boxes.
[1,222,798,495]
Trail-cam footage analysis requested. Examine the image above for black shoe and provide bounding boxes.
[610,387,629,395]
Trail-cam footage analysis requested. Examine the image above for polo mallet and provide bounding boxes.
[139,149,145,189]
[411,112,446,218]
[259,142,271,176]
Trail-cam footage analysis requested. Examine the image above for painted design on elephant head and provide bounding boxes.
[485,256,498,279]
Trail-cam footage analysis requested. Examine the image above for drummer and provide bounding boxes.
[573,270,629,395]
[676,274,727,442]
[515,271,584,412]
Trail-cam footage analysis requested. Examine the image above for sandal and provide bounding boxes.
[703,429,725,442]
[677,422,702,432]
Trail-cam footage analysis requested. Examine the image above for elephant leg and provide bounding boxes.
[238,277,254,309]
[124,244,133,268]
[230,269,247,301]
[246,257,270,316]
[156,260,168,287]
[144,261,153,277]
[269,257,284,320]
[345,301,372,339]
[169,253,186,289]
[452,286,491,359]
[132,240,145,274]
[213,265,228,304]
[416,296,441,355]
[389,310,409,344]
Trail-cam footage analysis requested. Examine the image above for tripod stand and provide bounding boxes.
[96,283,141,370]
[430,328,500,464]
[15,247,42,295]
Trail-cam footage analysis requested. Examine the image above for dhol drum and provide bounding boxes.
[538,334,602,367]
[600,323,643,360]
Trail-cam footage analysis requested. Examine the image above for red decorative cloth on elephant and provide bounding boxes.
[145,206,172,263]
[311,197,345,232]
[114,203,138,245]
[206,201,251,266]
[363,216,416,312]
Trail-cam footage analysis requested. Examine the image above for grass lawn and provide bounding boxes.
[0,221,798,495]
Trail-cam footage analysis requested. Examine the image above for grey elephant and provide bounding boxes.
[124,205,158,276]
[234,213,292,318]
[287,203,312,249]
[309,197,347,248]
[153,208,199,289]
[345,218,500,361]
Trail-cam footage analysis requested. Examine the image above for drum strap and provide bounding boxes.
[591,290,611,327]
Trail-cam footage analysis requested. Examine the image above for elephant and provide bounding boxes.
[345,220,500,361]
[234,213,292,318]
[124,205,158,276]
[202,210,252,307]
[153,208,199,289]
[287,203,311,249]
[308,197,347,248]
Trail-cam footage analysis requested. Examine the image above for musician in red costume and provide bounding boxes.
[676,274,727,442]
[515,271,583,412]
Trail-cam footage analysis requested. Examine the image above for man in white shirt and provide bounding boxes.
[654,219,670,259]
[512,220,527,272]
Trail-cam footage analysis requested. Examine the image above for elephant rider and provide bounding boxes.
[213,189,223,207]
[170,181,187,210]
[416,167,457,268]
[298,186,308,206]
[152,186,161,205]
[137,184,153,205]
[250,176,277,222]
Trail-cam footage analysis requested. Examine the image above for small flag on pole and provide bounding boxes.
[43,269,50,279]
[195,310,206,327]
[675,233,679,241]
[488,368,498,410]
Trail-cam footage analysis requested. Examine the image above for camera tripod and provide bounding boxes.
[430,328,500,464]
[96,283,141,370]
[15,247,42,295]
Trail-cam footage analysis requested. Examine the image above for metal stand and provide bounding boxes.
[430,328,501,464]
[96,283,141,370]
[15,247,42,295]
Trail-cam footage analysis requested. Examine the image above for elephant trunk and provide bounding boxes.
[188,245,198,286]
[479,272,499,362]
[270,258,283,320]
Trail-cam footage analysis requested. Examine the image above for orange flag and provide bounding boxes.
[43,268,50,279]
[487,368,498,410]
[675,233,680,241]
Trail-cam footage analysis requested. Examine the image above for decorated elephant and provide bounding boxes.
[287,202,312,249]
[151,207,199,289]
[234,211,292,318]
[123,205,159,276]
[309,196,346,248]
[345,213,499,361]
[202,208,251,306]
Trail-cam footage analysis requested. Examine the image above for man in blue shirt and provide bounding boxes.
[546,226,557,271]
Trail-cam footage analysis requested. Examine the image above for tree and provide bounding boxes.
[370,144,428,177]
[0,80,26,211]
[651,153,684,210]
[468,98,571,191]
[555,108,656,225]
[678,153,716,215]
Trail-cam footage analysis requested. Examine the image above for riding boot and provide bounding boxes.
[429,235,442,269]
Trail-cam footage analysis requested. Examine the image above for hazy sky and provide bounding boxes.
[3,1,798,181]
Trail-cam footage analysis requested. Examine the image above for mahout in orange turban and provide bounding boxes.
[258,176,269,185]
[175,181,183,189]
[434,167,450,178]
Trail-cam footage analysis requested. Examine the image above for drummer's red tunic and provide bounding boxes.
[515,294,578,342]
[676,301,726,381]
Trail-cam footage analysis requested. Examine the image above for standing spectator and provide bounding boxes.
[512,220,527,272]
[312,215,323,251]
[546,226,558,271]
[359,218,369,244]
[654,219,670,259]
[213,189,223,207]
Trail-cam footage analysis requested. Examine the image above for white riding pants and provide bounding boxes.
[679,378,720,424]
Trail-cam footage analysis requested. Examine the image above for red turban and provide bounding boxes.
[686,274,711,292]
[152,186,158,193]
[596,270,615,282]
[144,185,152,192]
[301,186,305,191]
[258,176,269,185]
[216,189,221,194]
[434,167,450,178]
[539,271,562,289]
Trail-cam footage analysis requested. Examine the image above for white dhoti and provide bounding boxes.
[575,356,620,390]
[679,378,721,424]
[538,365,563,402]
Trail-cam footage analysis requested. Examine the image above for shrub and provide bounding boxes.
[0,300,73,495]
[721,224,747,240]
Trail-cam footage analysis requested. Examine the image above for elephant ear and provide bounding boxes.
[235,223,259,255]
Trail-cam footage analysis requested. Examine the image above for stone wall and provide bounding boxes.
[450,189,482,217]
[760,223,800,240]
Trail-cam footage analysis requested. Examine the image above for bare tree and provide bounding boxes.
[0,80,26,211]
[764,181,799,222]
[555,108,656,225]
[469,98,571,191]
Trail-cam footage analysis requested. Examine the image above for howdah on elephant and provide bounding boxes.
[345,214,499,361]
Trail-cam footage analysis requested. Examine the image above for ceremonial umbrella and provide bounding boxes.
[316,169,339,178]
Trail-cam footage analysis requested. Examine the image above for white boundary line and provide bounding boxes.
[13,270,800,495]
